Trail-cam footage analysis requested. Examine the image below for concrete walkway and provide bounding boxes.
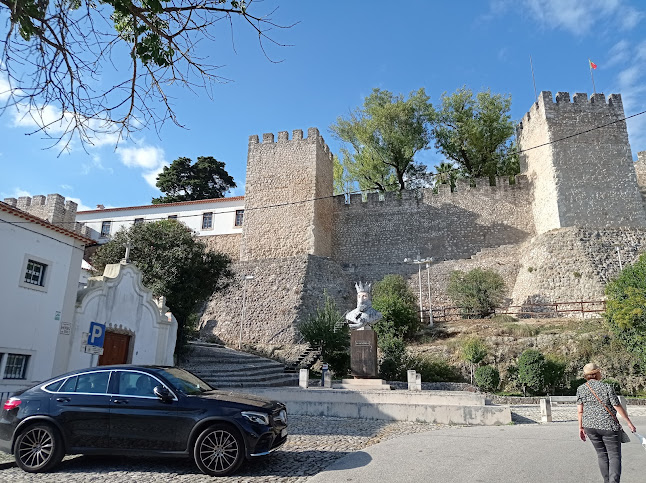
[308,416,646,483]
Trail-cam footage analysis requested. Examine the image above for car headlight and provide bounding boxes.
[241,411,270,425]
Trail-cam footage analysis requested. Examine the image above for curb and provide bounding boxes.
[0,460,16,470]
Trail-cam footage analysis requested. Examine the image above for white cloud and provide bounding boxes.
[637,40,646,61]
[606,40,630,68]
[495,0,643,36]
[617,66,641,89]
[81,154,114,176]
[64,196,93,212]
[117,145,168,189]
[60,184,73,191]
[1,188,31,200]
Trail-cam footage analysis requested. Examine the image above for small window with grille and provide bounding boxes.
[235,210,244,227]
[168,215,178,221]
[134,218,144,225]
[24,260,47,287]
[202,212,213,230]
[3,354,29,380]
[100,221,112,237]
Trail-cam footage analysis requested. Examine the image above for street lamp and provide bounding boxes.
[615,245,623,271]
[404,256,434,325]
[239,275,254,350]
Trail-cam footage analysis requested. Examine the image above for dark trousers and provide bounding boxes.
[584,427,622,483]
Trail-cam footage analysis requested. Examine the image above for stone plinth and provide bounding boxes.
[351,330,378,378]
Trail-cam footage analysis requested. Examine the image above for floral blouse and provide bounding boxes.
[576,380,621,431]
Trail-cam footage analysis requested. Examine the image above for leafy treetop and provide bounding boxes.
[153,155,236,203]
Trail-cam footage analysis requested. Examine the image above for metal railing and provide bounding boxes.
[428,300,606,322]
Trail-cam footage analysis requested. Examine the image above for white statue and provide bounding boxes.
[345,282,382,330]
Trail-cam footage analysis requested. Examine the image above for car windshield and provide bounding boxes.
[155,368,214,395]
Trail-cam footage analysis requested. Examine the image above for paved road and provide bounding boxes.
[309,416,646,483]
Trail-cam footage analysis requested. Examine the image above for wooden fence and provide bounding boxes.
[427,300,607,323]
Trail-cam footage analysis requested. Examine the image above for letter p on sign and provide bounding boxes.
[87,321,106,348]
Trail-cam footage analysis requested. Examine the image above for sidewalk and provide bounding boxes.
[308,416,646,483]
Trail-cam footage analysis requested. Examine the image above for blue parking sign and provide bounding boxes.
[87,321,106,348]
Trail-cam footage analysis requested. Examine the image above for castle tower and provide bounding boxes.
[517,91,646,234]
[240,128,334,260]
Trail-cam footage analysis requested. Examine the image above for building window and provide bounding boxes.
[24,260,47,287]
[168,215,178,220]
[100,221,112,237]
[235,210,244,227]
[134,218,144,225]
[4,354,29,380]
[202,212,213,230]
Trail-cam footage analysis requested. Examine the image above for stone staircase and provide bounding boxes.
[179,341,298,388]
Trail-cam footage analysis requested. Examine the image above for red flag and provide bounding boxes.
[589,59,598,69]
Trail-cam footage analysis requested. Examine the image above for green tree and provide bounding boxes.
[378,333,409,381]
[372,274,420,340]
[431,87,519,183]
[518,349,546,396]
[447,268,506,318]
[330,88,434,192]
[153,156,236,204]
[460,336,488,384]
[434,161,457,191]
[1,1,291,146]
[605,253,646,367]
[474,365,500,392]
[298,293,350,376]
[90,220,233,354]
[543,354,566,395]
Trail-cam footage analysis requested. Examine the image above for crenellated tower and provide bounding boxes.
[517,91,646,234]
[240,128,334,261]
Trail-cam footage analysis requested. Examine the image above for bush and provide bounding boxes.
[299,292,350,376]
[460,337,488,384]
[378,334,409,381]
[410,354,463,382]
[518,349,546,395]
[372,275,419,339]
[475,365,500,392]
[543,354,566,395]
[605,253,646,367]
[447,268,506,318]
[603,378,622,395]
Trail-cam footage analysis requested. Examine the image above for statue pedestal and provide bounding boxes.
[350,330,378,378]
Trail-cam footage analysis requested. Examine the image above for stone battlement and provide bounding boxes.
[518,91,624,129]
[335,176,529,207]
[3,194,90,236]
[248,127,332,160]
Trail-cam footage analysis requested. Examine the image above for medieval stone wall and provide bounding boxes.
[240,128,333,261]
[202,234,242,261]
[332,175,535,267]
[518,92,646,234]
[3,194,90,236]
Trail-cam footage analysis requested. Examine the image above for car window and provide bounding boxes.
[44,379,64,392]
[155,368,213,395]
[116,372,158,397]
[75,372,110,394]
[59,376,77,392]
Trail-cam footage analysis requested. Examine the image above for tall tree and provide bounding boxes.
[330,88,434,192]
[431,87,519,182]
[153,156,236,203]
[91,220,233,353]
[0,0,292,148]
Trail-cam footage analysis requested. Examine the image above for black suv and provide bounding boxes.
[0,365,287,476]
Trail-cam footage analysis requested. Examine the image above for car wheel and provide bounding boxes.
[193,423,245,476]
[14,423,64,473]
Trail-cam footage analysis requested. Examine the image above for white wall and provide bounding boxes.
[0,211,85,395]
[76,197,245,242]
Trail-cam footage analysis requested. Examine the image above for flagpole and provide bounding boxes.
[589,59,596,94]
[530,55,538,102]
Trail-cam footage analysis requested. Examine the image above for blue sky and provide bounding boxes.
[1,0,645,211]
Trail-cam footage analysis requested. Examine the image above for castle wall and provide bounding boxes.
[203,234,243,261]
[3,194,89,236]
[332,176,535,267]
[240,128,333,261]
[518,92,646,234]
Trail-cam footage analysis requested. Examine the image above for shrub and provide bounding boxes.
[460,337,488,383]
[447,268,506,318]
[518,349,546,396]
[543,354,566,395]
[299,292,350,376]
[475,365,500,392]
[602,378,622,395]
[605,253,646,367]
[500,323,540,337]
[410,354,463,382]
[378,334,409,381]
[372,275,420,339]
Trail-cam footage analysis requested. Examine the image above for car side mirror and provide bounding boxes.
[154,385,173,402]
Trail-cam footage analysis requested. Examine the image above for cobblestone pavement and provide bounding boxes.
[2,405,646,481]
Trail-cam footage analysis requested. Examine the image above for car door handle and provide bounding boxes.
[56,397,71,403]
[112,399,128,404]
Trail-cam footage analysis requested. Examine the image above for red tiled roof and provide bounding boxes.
[0,201,95,244]
[77,196,245,214]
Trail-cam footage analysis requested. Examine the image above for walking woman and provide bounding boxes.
[577,363,636,483]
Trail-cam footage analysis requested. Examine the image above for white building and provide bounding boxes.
[76,196,245,243]
[0,201,92,398]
